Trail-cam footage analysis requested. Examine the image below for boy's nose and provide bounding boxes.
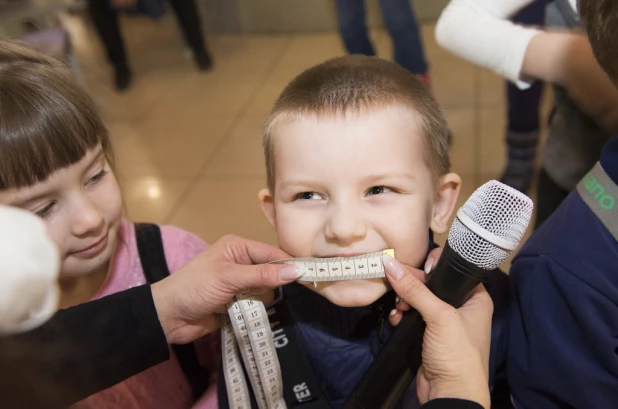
[325,203,368,245]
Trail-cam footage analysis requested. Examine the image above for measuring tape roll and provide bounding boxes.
[222,250,394,409]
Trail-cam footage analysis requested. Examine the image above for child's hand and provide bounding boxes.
[387,247,443,326]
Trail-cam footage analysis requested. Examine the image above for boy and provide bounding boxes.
[218,55,510,408]
[508,1,618,408]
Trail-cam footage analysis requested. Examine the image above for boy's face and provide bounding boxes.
[259,106,461,307]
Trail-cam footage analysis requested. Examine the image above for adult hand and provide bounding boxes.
[151,235,301,345]
[383,253,493,409]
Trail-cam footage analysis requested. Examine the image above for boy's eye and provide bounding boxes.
[366,186,392,196]
[35,202,55,219]
[294,192,322,200]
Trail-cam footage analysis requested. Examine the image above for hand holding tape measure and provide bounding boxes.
[151,235,304,345]
[221,249,395,409]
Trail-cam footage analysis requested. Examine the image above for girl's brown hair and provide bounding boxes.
[0,40,113,190]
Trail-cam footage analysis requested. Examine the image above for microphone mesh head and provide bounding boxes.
[448,180,534,269]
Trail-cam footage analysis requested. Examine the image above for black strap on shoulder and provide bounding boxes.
[134,223,209,402]
[271,300,332,408]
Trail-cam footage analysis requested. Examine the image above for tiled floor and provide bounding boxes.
[65,13,551,270]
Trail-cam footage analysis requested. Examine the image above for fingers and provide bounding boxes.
[225,262,303,294]
[219,235,291,265]
[389,308,403,326]
[383,254,448,321]
[424,247,443,274]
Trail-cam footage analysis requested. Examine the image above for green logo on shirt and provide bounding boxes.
[583,172,616,210]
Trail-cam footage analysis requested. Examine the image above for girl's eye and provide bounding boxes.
[366,186,392,196]
[35,202,55,219]
[88,169,108,184]
[294,192,322,200]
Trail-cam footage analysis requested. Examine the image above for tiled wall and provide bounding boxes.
[201,0,449,33]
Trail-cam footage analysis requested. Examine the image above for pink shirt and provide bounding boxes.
[72,219,219,409]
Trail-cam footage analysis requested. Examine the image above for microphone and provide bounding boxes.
[342,180,534,409]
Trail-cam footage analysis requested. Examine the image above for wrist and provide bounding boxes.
[151,280,182,344]
[429,373,490,409]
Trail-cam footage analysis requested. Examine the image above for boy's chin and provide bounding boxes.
[300,279,391,307]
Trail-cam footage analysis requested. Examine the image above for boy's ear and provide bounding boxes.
[258,188,276,228]
[430,173,462,234]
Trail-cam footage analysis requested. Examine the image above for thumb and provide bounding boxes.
[225,262,303,293]
[382,254,446,321]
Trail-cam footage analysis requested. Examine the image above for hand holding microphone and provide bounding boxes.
[384,254,493,409]
[343,180,534,409]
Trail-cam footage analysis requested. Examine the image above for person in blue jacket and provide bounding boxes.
[508,1,618,407]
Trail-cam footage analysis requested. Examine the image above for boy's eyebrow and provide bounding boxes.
[361,172,417,183]
[277,172,417,190]
[277,180,320,190]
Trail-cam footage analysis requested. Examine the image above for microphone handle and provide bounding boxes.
[342,241,493,409]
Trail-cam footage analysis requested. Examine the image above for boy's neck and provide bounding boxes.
[57,264,110,309]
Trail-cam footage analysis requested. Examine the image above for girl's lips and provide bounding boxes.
[71,233,108,258]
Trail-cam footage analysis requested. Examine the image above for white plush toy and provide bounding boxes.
[0,205,60,335]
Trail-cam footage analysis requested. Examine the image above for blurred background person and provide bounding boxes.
[502,0,546,194]
[334,0,429,85]
[87,0,213,91]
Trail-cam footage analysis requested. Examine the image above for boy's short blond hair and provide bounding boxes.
[263,55,451,192]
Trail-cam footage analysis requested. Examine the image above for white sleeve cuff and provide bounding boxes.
[436,0,542,89]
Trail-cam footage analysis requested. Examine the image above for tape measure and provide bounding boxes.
[222,250,394,409]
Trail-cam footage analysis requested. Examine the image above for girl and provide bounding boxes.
[0,40,218,409]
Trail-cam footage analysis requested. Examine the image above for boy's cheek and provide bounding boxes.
[274,215,318,257]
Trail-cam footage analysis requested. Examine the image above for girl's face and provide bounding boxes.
[0,145,123,278]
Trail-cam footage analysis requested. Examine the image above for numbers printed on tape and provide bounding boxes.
[270,249,394,282]
[224,296,286,409]
[223,250,394,408]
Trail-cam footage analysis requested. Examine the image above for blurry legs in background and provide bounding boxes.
[501,0,546,193]
[87,0,211,91]
[334,0,428,83]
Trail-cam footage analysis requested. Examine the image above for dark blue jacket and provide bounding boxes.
[508,137,618,409]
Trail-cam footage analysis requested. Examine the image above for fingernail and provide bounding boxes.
[279,265,302,281]
[424,258,434,275]
[383,254,405,281]
[390,309,397,316]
